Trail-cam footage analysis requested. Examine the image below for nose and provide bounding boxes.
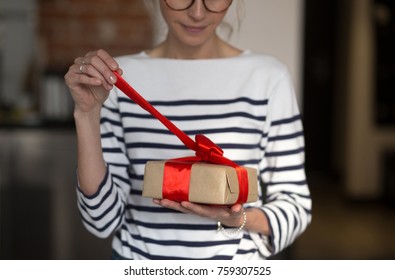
[187,0,206,20]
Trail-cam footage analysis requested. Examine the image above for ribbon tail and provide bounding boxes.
[113,71,197,151]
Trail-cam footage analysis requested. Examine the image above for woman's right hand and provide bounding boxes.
[64,49,123,116]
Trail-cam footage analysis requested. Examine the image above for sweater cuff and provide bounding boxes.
[76,165,111,202]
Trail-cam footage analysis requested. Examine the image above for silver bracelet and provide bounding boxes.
[217,210,247,237]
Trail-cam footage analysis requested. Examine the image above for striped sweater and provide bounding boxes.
[76,50,312,260]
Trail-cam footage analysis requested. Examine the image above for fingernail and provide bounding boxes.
[111,63,118,70]
[109,75,116,84]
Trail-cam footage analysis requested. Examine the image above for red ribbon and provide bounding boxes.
[113,71,249,204]
[163,161,192,202]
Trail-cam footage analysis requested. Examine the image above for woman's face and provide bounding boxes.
[159,0,230,49]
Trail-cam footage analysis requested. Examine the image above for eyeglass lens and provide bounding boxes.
[164,0,232,13]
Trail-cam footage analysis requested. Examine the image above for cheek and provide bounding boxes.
[207,13,227,31]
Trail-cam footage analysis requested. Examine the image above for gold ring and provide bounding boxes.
[79,64,84,73]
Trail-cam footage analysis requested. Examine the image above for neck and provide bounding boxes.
[148,36,241,59]
[165,35,223,59]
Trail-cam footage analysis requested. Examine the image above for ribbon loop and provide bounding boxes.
[195,134,223,162]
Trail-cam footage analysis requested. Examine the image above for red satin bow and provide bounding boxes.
[113,71,249,204]
[195,134,223,161]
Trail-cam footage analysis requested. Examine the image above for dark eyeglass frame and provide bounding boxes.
[164,0,233,13]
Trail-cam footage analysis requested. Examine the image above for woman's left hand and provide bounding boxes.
[153,199,245,228]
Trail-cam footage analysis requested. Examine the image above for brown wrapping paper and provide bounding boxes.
[142,161,259,205]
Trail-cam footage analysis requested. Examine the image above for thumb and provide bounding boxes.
[230,204,243,214]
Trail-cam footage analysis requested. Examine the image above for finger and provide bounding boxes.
[74,56,88,66]
[77,62,114,91]
[84,49,119,73]
[95,49,119,70]
[65,65,102,90]
[75,51,117,82]
[71,57,113,91]
[75,51,123,85]
[116,68,123,75]
[81,54,118,86]
[230,204,243,214]
[180,201,231,220]
[153,199,194,215]
[76,49,120,71]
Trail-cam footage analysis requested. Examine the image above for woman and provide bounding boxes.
[64,0,312,260]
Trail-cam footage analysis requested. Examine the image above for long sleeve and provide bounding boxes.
[76,90,131,238]
[253,69,312,256]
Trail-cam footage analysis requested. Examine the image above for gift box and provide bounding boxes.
[142,161,258,205]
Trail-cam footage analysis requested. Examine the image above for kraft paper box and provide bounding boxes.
[142,161,258,205]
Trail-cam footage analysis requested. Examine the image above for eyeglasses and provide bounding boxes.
[164,0,233,13]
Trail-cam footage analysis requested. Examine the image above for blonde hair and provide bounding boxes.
[143,0,245,43]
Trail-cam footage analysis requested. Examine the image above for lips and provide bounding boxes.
[182,24,206,33]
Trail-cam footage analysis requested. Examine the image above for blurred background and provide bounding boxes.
[0,0,394,260]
